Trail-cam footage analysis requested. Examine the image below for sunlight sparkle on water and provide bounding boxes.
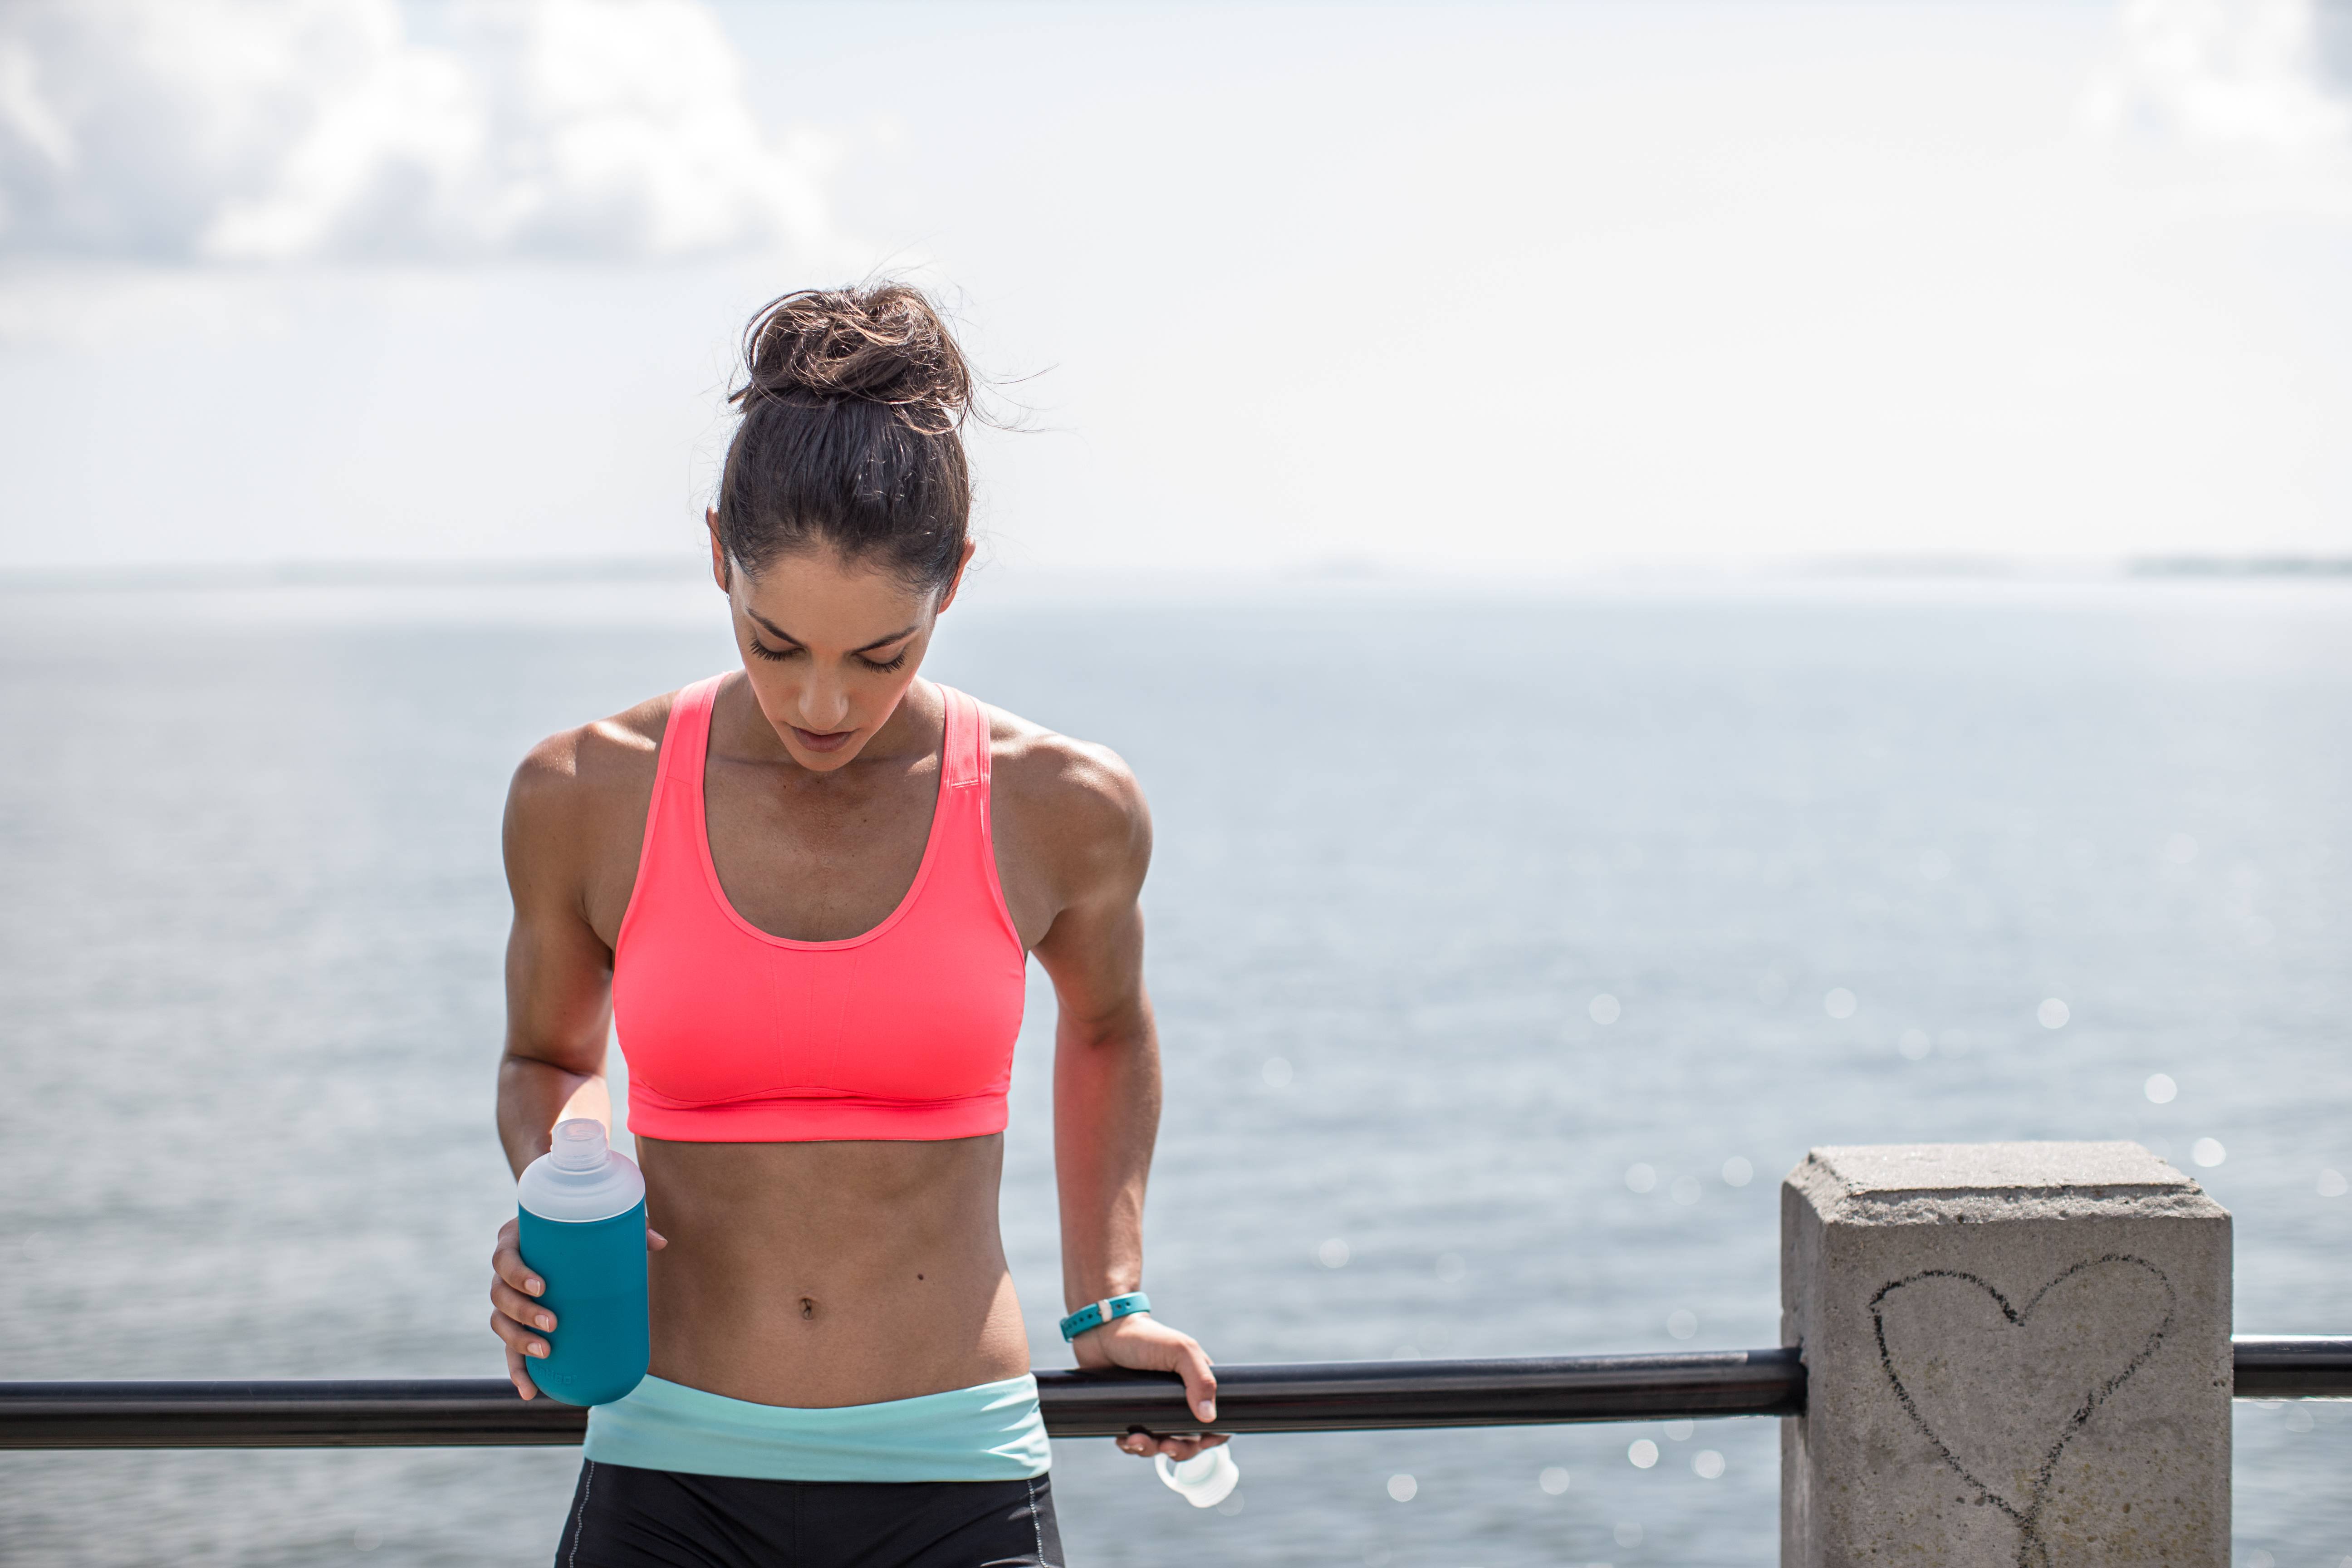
[1670,1175,1700,1205]
[1823,988,1857,1020]
[1720,1156,1753,1187]
[1624,1163,1657,1194]
[1317,1238,1350,1269]
[1589,994,1621,1025]
[1693,1450,1726,1480]
[1435,1251,1466,1283]
[1538,1467,1571,1495]
[1897,1027,1931,1060]
[1662,1421,1694,1441]
[1627,1440,1658,1469]
[2191,1138,2226,1168]
[1666,1310,1697,1340]
[2145,1073,2177,1104]
[1385,1474,1416,1502]
[2318,1169,2347,1198]
[2038,998,2069,1029]
[1614,1522,1643,1548]
[1261,1056,1293,1088]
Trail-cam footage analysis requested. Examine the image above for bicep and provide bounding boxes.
[500,753,614,1075]
[1029,770,1153,1034]
[1033,894,1147,1034]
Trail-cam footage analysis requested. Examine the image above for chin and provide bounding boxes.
[789,735,864,768]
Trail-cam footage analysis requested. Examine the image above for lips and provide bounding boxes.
[792,726,855,754]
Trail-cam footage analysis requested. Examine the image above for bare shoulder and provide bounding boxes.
[505,690,676,849]
[980,699,1150,878]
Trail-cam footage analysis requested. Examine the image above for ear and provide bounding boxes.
[706,508,731,594]
[932,536,980,616]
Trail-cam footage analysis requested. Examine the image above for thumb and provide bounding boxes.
[1174,1342,1218,1425]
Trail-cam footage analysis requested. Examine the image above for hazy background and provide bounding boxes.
[3,0,2351,579]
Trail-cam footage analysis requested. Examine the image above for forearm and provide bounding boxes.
[1053,1002,1162,1308]
[495,1053,608,1179]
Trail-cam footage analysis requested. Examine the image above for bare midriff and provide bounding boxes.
[635,1132,1031,1409]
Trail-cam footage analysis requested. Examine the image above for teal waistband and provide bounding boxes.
[581,1373,1051,1483]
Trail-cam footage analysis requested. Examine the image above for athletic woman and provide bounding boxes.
[486,285,1223,1567]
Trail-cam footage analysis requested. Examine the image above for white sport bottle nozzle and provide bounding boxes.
[1156,1444,1240,1509]
[551,1118,608,1172]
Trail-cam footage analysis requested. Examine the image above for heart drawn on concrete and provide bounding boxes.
[1869,1254,2176,1568]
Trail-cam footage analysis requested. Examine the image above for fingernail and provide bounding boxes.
[537,1314,554,1330]
[1201,1402,1215,1421]
[528,1342,548,1357]
[525,1278,543,1295]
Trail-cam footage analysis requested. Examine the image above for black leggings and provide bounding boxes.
[554,1460,1066,1568]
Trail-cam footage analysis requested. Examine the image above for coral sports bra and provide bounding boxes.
[611,676,1028,1142]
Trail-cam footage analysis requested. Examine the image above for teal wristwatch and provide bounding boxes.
[1059,1292,1151,1341]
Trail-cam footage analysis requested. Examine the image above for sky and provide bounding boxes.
[1,0,2348,578]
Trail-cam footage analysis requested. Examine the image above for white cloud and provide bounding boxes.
[0,0,833,262]
[2082,0,2352,151]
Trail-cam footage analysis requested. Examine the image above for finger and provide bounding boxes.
[505,1347,540,1401]
[1165,1431,1232,1459]
[489,1308,552,1362]
[1173,1342,1218,1423]
[1120,1431,1227,1460]
[493,1240,544,1298]
[646,1226,668,1252]
[491,1280,555,1333]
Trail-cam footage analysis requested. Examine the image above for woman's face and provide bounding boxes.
[708,516,973,773]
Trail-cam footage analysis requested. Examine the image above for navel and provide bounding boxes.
[799,1297,818,1321]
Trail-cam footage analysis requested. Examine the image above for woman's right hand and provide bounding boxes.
[490,1216,557,1399]
[490,1215,666,1400]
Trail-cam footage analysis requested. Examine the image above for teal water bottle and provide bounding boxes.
[515,1118,650,1407]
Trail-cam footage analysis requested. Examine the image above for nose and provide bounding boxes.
[797,676,851,733]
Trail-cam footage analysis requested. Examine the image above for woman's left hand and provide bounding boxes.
[1074,1314,1230,1461]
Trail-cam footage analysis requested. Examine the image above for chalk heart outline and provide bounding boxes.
[1870,1255,2176,1567]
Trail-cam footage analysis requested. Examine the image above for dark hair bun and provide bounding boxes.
[715,282,978,593]
[733,284,971,436]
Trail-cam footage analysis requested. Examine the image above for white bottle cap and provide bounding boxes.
[517,1119,644,1224]
[551,1117,608,1172]
[1155,1444,1240,1509]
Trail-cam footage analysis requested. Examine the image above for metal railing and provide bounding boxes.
[4,1338,2344,1450]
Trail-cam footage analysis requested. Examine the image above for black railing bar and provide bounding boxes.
[1,1338,2343,1450]
[2229,1336,2352,1399]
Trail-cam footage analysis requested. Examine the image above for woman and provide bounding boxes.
[487,284,1222,1568]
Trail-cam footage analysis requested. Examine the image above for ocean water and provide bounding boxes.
[1,574,2347,1567]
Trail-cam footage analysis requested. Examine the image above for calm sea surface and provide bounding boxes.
[2,575,2348,1567]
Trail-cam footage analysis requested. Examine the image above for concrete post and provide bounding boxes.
[1781,1142,2231,1567]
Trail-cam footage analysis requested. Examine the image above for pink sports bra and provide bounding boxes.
[611,675,1027,1142]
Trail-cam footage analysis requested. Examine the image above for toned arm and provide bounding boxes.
[1002,726,1223,1453]
[489,705,667,1397]
[494,729,622,1177]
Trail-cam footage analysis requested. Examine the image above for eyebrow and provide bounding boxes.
[745,608,919,655]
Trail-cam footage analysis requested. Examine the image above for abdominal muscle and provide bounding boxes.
[633,1132,1032,1409]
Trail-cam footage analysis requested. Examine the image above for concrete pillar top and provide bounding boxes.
[1793,1142,2223,1228]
